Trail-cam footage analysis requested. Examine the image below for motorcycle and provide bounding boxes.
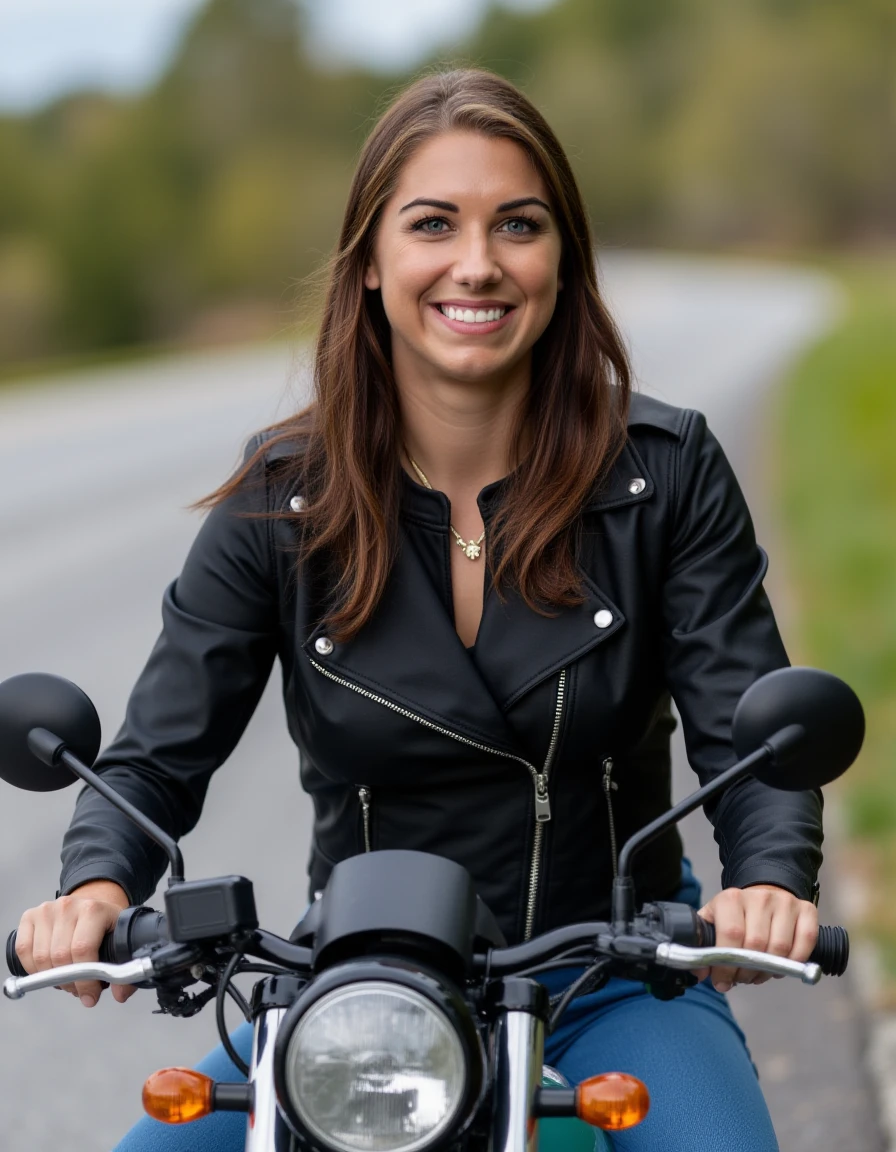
[0,665,863,1151]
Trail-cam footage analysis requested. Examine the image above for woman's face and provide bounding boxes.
[365,131,563,391]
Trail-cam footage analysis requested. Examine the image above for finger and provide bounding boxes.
[792,902,819,962]
[48,898,83,996]
[765,898,802,960]
[692,905,713,980]
[70,898,121,1006]
[731,889,782,986]
[111,983,138,1004]
[13,915,35,974]
[28,902,57,975]
[708,894,748,992]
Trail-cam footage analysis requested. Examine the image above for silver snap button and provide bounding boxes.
[628,478,646,495]
[290,495,306,512]
[314,637,334,656]
[593,610,613,629]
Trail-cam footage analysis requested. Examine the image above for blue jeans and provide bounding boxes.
[113,861,778,1152]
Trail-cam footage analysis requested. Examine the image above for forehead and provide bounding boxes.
[390,131,551,206]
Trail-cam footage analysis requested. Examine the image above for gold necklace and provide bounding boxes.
[407,455,486,561]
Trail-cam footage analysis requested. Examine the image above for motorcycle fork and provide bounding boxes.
[488,991,615,1152]
[489,1003,544,1152]
[244,1007,294,1151]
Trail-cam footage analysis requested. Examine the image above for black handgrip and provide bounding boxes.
[696,917,849,976]
[6,906,168,979]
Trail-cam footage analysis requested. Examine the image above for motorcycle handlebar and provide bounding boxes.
[6,904,848,980]
[478,910,848,978]
[6,906,168,979]
[696,917,849,977]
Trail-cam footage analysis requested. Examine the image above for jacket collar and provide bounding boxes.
[397,435,654,521]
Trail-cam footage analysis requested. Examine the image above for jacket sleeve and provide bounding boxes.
[59,460,280,904]
[661,410,823,902]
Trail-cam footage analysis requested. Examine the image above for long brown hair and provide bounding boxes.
[202,69,632,641]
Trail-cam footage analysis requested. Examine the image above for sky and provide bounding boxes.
[0,0,555,113]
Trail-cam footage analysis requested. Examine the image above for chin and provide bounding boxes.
[437,349,519,383]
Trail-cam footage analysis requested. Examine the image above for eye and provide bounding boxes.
[411,216,452,235]
[498,215,542,236]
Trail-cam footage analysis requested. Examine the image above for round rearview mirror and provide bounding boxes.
[0,673,101,792]
[733,667,864,791]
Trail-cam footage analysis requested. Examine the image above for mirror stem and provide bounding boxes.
[611,747,768,929]
[28,728,185,884]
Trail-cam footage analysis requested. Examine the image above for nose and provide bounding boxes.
[450,227,502,290]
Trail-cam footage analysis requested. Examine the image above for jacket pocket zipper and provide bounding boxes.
[523,669,567,941]
[309,657,561,941]
[602,756,619,878]
[358,786,372,852]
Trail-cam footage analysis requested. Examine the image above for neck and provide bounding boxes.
[398,368,530,497]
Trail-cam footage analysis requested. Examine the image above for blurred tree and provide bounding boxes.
[0,0,893,369]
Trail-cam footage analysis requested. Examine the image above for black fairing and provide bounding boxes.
[291,851,506,979]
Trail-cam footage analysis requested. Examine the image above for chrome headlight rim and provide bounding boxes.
[273,958,485,1151]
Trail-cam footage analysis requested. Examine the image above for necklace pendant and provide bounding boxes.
[463,541,482,560]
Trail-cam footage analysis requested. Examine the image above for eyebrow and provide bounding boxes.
[399,196,552,214]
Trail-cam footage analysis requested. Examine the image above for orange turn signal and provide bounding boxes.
[576,1072,650,1130]
[143,1068,214,1124]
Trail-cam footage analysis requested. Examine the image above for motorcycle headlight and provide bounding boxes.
[279,978,472,1152]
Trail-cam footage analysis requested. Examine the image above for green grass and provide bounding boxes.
[777,254,896,972]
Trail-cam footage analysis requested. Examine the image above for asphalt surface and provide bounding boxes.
[0,254,882,1149]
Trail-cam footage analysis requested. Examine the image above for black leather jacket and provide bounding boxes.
[60,393,823,944]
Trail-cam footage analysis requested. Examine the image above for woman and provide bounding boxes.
[15,70,821,1151]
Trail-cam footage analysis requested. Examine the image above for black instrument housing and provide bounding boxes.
[164,876,258,943]
[290,850,505,980]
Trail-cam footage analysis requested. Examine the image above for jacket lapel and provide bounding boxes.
[472,575,625,712]
[303,522,520,755]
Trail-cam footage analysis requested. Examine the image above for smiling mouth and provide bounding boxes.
[437,304,509,324]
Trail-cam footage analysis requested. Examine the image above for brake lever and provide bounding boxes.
[655,942,822,985]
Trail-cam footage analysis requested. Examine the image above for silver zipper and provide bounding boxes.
[309,657,564,940]
[523,669,566,940]
[358,786,372,852]
[602,757,619,878]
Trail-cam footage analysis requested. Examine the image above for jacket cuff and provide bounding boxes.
[724,862,818,904]
[58,861,139,906]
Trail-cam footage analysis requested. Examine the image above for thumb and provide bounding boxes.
[693,903,715,982]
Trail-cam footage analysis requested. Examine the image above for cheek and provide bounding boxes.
[380,249,440,314]
[508,246,562,301]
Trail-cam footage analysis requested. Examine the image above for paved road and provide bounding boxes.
[0,255,880,1149]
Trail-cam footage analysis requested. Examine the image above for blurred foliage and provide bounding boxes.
[778,255,896,971]
[0,0,894,370]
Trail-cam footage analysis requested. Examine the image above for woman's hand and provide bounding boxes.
[695,884,818,993]
[14,880,135,1007]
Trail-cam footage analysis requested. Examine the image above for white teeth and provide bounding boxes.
[439,305,506,324]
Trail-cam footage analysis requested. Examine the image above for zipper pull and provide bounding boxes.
[602,757,617,794]
[534,774,552,822]
[358,787,372,852]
